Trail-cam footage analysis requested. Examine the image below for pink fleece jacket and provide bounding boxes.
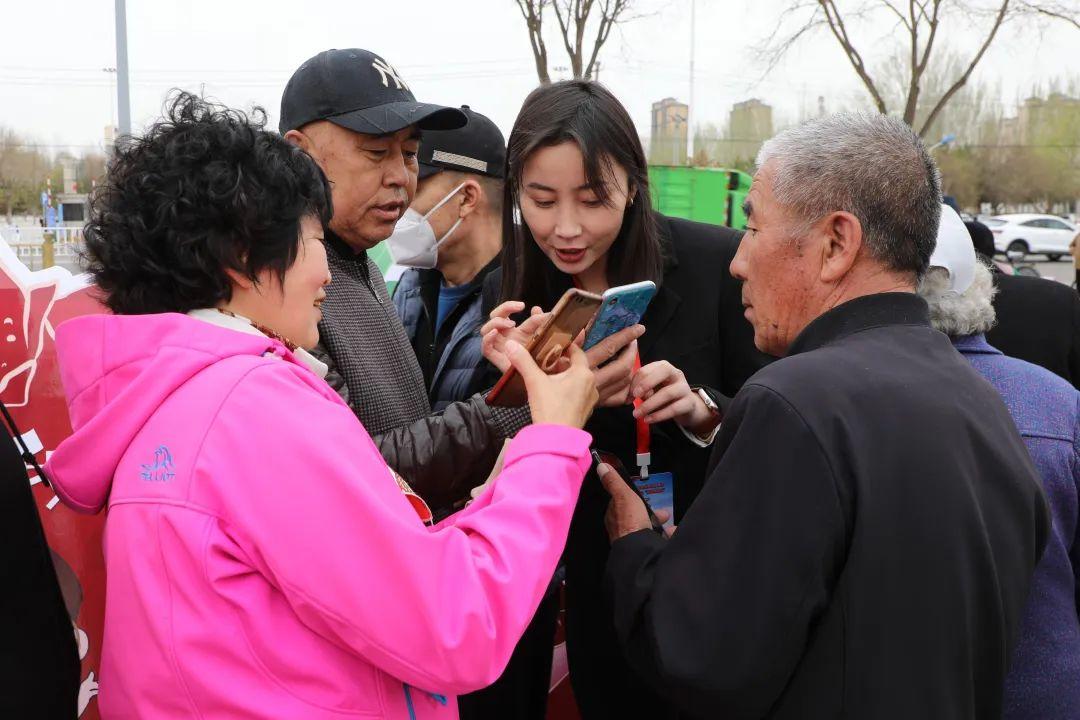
[45,312,591,719]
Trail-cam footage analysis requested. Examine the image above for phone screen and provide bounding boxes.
[583,281,656,350]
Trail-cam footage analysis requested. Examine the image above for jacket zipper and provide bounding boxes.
[403,684,448,718]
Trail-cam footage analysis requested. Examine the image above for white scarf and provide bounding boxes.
[188,308,328,379]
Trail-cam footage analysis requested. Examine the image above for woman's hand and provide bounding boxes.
[506,340,597,429]
[630,361,718,437]
[583,325,645,407]
[481,301,549,373]
[481,301,643,410]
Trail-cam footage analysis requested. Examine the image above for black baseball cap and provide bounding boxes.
[279,49,467,135]
[965,219,996,261]
[418,106,506,180]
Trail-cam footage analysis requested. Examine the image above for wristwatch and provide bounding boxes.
[694,387,722,420]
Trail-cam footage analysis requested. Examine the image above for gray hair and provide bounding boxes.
[917,261,997,337]
[756,113,942,278]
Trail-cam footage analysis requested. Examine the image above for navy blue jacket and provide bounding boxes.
[393,259,498,412]
[954,334,1080,720]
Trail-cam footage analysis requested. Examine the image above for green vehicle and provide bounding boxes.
[648,166,752,230]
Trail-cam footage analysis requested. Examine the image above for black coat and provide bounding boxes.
[986,270,1080,389]
[607,292,1050,720]
[482,214,770,718]
[392,259,499,412]
[0,418,80,718]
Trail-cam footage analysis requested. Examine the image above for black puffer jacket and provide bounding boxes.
[0,415,80,718]
[392,260,497,412]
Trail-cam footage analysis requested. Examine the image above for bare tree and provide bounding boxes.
[515,0,639,84]
[759,0,1080,136]
[515,0,552,84]
[0,129,48,222]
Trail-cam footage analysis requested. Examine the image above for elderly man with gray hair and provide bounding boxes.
[598,113,1049,719]
[920,206,1080,720]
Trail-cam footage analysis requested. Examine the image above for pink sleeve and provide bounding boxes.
[199,366,591,695]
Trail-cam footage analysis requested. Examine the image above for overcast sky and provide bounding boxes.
[2,0,1077,155]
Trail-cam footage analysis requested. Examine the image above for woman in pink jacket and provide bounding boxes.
[44,93,598,719]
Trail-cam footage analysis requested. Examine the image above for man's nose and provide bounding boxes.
[730,242,749,280]
[382,149,409,188]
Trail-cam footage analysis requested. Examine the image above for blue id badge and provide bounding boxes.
[632,471,675,533]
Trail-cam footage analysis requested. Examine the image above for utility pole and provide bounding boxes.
[115,0,132,140]
[687,0,695,165]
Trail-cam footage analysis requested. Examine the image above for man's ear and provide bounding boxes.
[280,128,321,168]
[284,129,314,157]
[458,178,483,219]
[818,210,863,283]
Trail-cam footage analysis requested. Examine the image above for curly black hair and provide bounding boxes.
[83,91,333,315]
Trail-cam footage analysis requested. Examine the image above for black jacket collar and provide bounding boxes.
[787,292,930,356]
[416,256,501,294]
[324,229,369,264]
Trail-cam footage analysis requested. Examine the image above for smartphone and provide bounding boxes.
[486,288,603,407]
[582,281,657,351]
[591,450,666,534]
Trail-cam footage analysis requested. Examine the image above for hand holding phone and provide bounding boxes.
[592,451,666,535]
[486,288,603,407]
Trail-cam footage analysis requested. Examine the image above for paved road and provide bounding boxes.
[1025,259,1076,288]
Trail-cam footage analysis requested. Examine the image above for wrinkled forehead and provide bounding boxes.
[745,161,778,221]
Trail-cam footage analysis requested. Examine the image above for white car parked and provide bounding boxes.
[985,214,1078,261]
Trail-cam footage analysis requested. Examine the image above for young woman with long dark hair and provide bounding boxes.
[480,80,769,718]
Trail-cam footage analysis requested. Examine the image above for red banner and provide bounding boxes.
[0,243,107,719]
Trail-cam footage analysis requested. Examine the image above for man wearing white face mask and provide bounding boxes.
[392,106,506,411]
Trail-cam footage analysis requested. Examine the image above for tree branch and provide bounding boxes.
[919,0,1011,136]
[515,0,552,84]
[818,0,889,113]
[1016,0,1080,29]
[552,1,579,74]
[916,0,943,75]
[753,2,828,80]
[878,0,914,29]
[585,0,628,77]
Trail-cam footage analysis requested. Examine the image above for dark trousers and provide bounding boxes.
[457,586,561,720]
[563,477,676,720]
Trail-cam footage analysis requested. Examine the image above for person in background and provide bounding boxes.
[921,205,1080,720]
[0,410,79,717]
[600,112,1048,719]
[1070,228,1080,290]
[391,106,506,412]
[481,79,767,719]
[968,219,1080,388]
[44,92,600,720]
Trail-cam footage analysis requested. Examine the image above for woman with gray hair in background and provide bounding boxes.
[919,205,1080,720]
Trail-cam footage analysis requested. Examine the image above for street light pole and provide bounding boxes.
[115,0,132,140]
[687,0,695,165]
[102,67,117,128]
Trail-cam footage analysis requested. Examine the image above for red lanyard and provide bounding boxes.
[632,351,651,478]
[571,276,650,477]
